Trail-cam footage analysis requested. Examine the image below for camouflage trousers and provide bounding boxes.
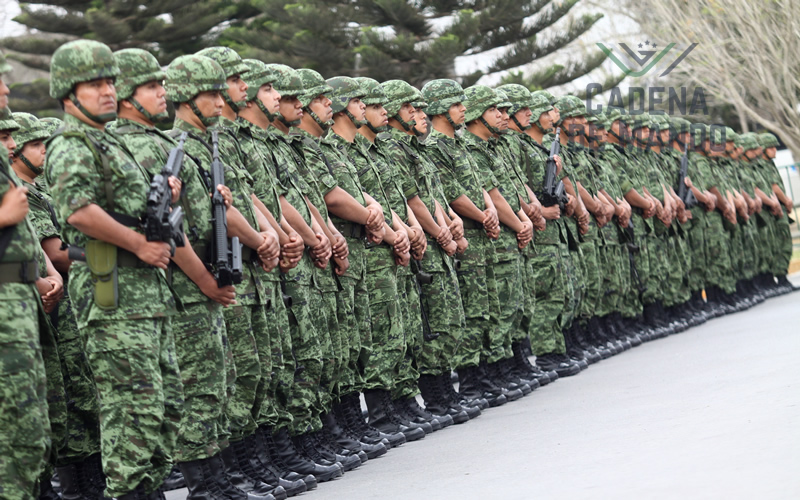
[391,269,423,401]
[526,244,568,356]
[595,241,625,319]
[336,238,370,396]
[41,315,67,477]
[686,210,708,292]
[86,317,183,497]
[577,239,601,322]
[172,300,228,463]
[662,230,690,307]
[50,292,101,466]
[772,212,793,275]
[705,213,736,294]
[317,289,341,405]
[363,246,404,392]
[619,220,648,319]
[453,229,491,370]
[417,242,464,375]
[486,251,523,363]
[282,281,324,436]
[0,284,51,500]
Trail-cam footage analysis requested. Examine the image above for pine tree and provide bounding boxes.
[1,0,238,113]
[224,0,619,91]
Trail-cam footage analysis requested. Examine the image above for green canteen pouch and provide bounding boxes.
[86,239,119,310]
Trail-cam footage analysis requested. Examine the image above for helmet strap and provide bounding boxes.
[223,93,246,114]
[479,116,500,136]
[255,99,277,122]
[69,92,116,124]
[393,114,416,133]
[511,115,530,131]
[303,107,329,131]
[345,109,366,128]
[19,153,44,176]
[128,97,169,123]
[189,99,219,128]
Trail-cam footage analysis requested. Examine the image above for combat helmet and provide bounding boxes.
[296,68,333,130]
[422,79,465,118]
[113,48,168,122]
[195,47,250,111]
[463,85,502,136]
[327,76,367,127]
[758,132,779,149]
[242,59,281,121]
[10,112,49,175]
[355,77,388,134]
[50,40,120,123]
[39,117,64,138]
[496,84,532,130]
[165,54,226,127]
[0,107,19,132]
[381,80,419,132]
[529,90,555,133]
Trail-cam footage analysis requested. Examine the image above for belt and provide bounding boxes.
[334,221,366,240]
[0,260,39,284]
[117,249,151,268]
[462,218,483,230]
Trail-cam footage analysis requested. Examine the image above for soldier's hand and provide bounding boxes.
[0,183,30,227]
[443,239,458,256]
[517,221,533,247]
[485,226,500,240]
[365,204,384,232]
[565,192,577,215]
[408,227,427,255]
[257,231,281,262]
[455,237,469,254]
[541,205,561,221]
[577,209,590,226]
[482,207,499,231]
[168,176,182,204]
[392,230,411,255]
[783,199,793,212]
[281,231,305,265]
[554,154,563,174]
[334,255,349,276]
[367,226,385,245]
[215,185,233,208]
[395,249,411,267]
[135,239,171,269]
[331,233,349,260]
[532,214,546,231]
[578,218,589,235]
[310,232,332,263]
[449,218,464,241]
[435,226,452,247]
[198,272,236,306]
[37,278,60,313]
[684,176,694,189]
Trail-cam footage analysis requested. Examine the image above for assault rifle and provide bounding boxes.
[210,130,243,287]
[677,143,698,208]
[145,132,187,253]
[539,128,568,210]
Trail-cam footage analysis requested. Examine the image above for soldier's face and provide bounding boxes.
[549,106,561,124]
[365,104,388,128]
[17,140,46,170]
[258,83,281,115]
[308,95,332,122]
[766,146,777,158]
[132,80,167,116]
[725,141,735,153]
[678,131,690,145]
[398,103,416,125]
[498,108,509,130]
[0,77,8,110]
[659,129,670,144]
[0,130,15,158]
[226,74,248,103]
[513,108,532,129]
[194,90,224,118]
[448,102,466,125]
[280,96,304,122]
[481,106,501,129]
[347,97,366,121]
[73,78,117,118]
[414,108,428,135]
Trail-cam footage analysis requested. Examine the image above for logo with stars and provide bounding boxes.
[596,39,697,77]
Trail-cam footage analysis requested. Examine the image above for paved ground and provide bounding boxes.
[167,282,800,500]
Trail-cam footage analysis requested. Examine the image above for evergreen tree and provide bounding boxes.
[224,0,619,91]
[1,0,238,113]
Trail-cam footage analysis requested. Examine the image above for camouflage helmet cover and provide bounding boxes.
[165,54,226,103]
[529,90,554,121]
[354,77,387,106]
[604,106,626,127]
[326,76,366,114]
[381,80,418,117]
[113,48,165,101]
[271,65,306,99]
[0,107,20,132]
[463,85,502,123]
[495,84,531,115]
[242,59,280,101]
[494,89,513,110]
[297,68,332,105]
[49,39,120,99]
[39,117,64,138]
[587,110,608,129]
[195,46,249,78]
[421,79,465,116]
[758,132,779,148]
[670,116,692,134]
[735,132,760,152]
[10,112,50,154]
[555,95,586,121]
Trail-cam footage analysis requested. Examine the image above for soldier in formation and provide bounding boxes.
[0,40,796,499]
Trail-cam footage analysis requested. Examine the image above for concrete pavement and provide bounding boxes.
[167,283,800,500]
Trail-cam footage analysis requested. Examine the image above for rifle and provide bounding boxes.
[677,143,698,208]
[210,130,243,287]
[411,259,439,341]
[539,128,568,210]
[145,132,187,253]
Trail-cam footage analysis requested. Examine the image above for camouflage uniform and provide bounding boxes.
[45,41,182,497]
[0,94,53,499]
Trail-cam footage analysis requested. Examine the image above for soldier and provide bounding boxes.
[8,111,103,499]
[44,39,183,500]
[377,80,474,424]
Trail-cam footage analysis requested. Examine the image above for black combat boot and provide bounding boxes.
[323,410,387,460]
[38,472,60,500]
[563,325,590,370]
[439,372,484,418]
[265,428,343,483]
[363,389,427,442]
[179,457,225,500]
[116,484,169,500]
[581,319,612,360]
[394,395,453,430]
[535,352,580,377]
[220,442,282,498]
[493,358,533,395]
[512,340,552,386]
[338,393,405,449]
[476,361,516,405]
[418,373,471,423]
[239,433,308,497]
[521,337,558,383]
[456,365,490,409]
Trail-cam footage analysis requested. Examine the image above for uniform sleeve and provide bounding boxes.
[46,138,101,223]
[303,144,338,195]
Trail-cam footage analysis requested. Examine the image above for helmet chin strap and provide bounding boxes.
[70,92,116,124]
[511,115,530,131]
[478,117,501,136]
[18,153,44,176]
[364,121,386,134]
[189,99,219,128]
[445,113,463,131]
[393,114,416,133]
[223,93,246,113]
[254,100,277,122]
[345,110,367,129]
[304,107,330,131]
[534,119,553,134]
[128,97,169,123]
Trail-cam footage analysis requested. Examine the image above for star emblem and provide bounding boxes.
[652,43,657,48]
[644,40,650,46]
[638,43,643,48]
